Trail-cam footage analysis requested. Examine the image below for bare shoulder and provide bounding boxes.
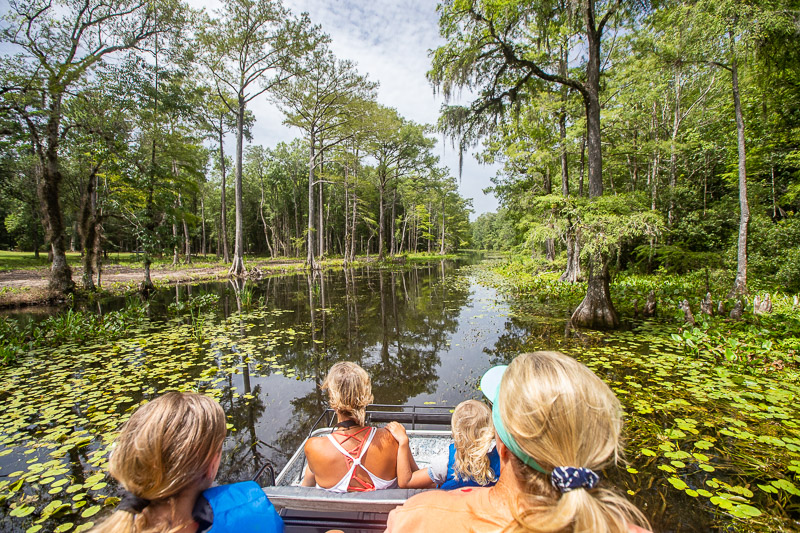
[400,487,476,510]
[374,427,399,449]
[628,525,653,533]
[304,435,329,456]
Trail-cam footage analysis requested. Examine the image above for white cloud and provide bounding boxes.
[258,0,499,217]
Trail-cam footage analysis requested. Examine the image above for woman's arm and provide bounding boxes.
[386,422,435,489]
[301,440,317,487]
[301,464,316,487]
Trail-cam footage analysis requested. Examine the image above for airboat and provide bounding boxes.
[260,404,455,532]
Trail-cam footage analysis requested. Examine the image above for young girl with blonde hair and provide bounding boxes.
[387,352,651,533]
[91,392,282,533]
[387,399,500,489]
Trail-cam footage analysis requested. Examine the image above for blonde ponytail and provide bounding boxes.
[91,392,226,533]
[322,362,373,426]
[91,510,135,533]
[497,352,650,533]
[452,400,496,485]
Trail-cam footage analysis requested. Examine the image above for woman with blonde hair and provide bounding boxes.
[301,361,399,492]
[386,351,651,533]
[92,391,282,533]
[387,399,499,489]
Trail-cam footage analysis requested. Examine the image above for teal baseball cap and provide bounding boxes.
[479,365,508,404]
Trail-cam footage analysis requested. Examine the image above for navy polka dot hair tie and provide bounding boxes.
[550,466,600,493]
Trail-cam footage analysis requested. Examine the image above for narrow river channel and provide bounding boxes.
[1,256,797,532]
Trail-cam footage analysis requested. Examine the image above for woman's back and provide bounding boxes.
[305,425,398,492]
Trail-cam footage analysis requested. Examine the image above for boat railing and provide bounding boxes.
[305,403,454,442]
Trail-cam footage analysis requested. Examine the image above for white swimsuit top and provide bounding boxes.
[315,427,398,493]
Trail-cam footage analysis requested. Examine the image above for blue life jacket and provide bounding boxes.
[439,443,501,490]
[193,481,284,533]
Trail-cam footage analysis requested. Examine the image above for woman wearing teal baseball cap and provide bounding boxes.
[386,351,651,532]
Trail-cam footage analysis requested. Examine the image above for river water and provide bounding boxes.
[0,256,797,532]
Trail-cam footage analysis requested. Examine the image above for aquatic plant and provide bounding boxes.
[0,300,150,366]
[480,259,800,529]
[0,305,301,532]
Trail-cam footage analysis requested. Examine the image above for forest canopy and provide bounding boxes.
[0,0,474,292]
[445,0,800,301]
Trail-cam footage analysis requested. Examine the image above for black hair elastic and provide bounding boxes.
[118,490,151,513]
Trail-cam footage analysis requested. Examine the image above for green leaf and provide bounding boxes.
[81,505,102,518]
[667,477,688,490]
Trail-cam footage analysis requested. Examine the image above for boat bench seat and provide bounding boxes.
[263,486,428,513]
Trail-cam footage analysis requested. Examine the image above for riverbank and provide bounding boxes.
[480,256,800,369]
[0,252,459,309]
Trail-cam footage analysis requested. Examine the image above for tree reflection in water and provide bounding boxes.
[269,264,469,465]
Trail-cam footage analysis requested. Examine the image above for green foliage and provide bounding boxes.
[0,299,150,366]
[579,194,664,260]
[471,210,517,250]
[749,214,800,291]
[632,244,724,274]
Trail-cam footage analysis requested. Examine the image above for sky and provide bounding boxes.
[221,0,500,219]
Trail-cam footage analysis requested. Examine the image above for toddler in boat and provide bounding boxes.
[386,399,499,489]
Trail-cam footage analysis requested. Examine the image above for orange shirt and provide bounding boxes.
[386,487,509,532]
[385,487,653,533]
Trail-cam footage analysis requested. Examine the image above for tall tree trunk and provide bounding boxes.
[172,212,179,266]
[729,28,749,297]
[179,193,191,264]
[560,222,582,282]
[558,52,580,282]
[668,67,681,226]
[141,152,156,293]
[544,165,555,261]
[571,9,618,329]
[390,184,398,256]
[93,202,103,288]
[219,116,230,263]
[31,203,40,259]
[579,133,586,197]
[650,101,660,211]
[39,95,74,293]
[259,174,274,257]
[318,168,324,259]
[378,173,386,259]
[307,134,316,269]
[92,212,103,287]
[229,96,246,276]
[293,185,300,256]
[78,168,98,291]
[350,186,358,263]
[201,194,206,256]
[344,166,350,264]
[398,213,408,254]
[584,37,603,198]
[440,197,446,255]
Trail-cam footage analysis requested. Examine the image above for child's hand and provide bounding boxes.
[386,421,409,445]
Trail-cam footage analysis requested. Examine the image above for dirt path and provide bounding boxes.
[0,259,306,308]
